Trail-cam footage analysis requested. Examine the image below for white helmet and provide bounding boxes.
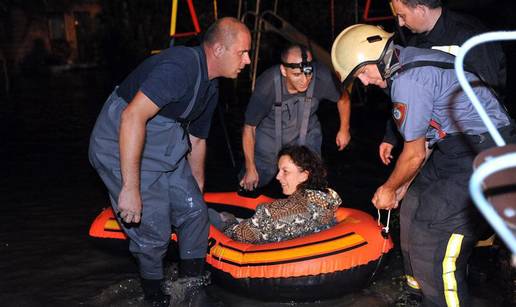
[331,24,394,85]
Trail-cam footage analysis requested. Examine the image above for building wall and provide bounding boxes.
[2,2,102,71]
[6,8,52,67]
[65,2,103,63]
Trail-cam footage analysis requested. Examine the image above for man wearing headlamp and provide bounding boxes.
[240,44,350,191]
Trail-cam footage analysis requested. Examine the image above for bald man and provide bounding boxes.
[89,17,251,305]
[240,44,350,192]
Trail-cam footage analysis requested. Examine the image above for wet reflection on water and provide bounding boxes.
[88,261,406,307]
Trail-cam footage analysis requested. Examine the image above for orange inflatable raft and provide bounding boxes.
[89,192,394,300]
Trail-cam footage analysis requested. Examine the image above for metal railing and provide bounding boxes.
[455,31,516,257]
[241,10,332,91]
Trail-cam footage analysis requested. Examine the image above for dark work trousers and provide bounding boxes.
[400,124,516,306]
[89,90,209,280]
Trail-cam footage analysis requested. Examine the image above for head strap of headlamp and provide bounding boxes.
[282,45,313,76]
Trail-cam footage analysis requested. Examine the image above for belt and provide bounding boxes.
[445,124,514,143]
[436,124,515,154]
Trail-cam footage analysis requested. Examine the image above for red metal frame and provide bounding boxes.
[173,0,201,38]
[363,0,394,22]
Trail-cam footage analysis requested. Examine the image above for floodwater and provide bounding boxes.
[0,69,513,306]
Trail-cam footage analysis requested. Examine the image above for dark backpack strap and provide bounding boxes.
[399,60,503,104]
[273,69,283,154]
[298,65,316,145]
[399,60,509,138]
[399,60,479,75]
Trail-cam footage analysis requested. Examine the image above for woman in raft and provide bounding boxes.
[210,145,342,244]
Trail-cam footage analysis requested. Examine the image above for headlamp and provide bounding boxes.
[281,45,313,76]
[281,61,314,76]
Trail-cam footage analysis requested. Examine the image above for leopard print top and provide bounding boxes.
[224,188,342,244]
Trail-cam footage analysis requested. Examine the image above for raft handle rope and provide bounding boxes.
[377,209,391,238]
[369,208,392,283]
[456,31,516,256]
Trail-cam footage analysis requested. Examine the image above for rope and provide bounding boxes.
[377,209,391,234]
[368,209,392,283]
[377,209,392,255]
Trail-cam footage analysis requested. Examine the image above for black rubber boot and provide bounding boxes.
[393,282,422,306]
[179,258,205,278]
[163,258,221,306]
[141,278,170,307]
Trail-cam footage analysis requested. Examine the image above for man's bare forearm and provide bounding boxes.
[337,90,350,133]
[119,91,160,190]
[120,111,146,190]
[383,137,426,190]
[242,125,257,171]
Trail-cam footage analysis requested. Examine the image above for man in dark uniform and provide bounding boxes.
[380,0,506,165]
[89,17,251,305]
[239,44,350,191]
[332,24,515,306]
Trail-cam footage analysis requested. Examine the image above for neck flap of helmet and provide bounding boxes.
[377,41,400,80]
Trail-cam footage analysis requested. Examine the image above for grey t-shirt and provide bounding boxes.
[244,62,341,126]
[390,46,510,145]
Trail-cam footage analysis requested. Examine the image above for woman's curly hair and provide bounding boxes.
[278,145,328,191]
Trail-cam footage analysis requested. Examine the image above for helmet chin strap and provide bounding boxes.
[377,41,401,80]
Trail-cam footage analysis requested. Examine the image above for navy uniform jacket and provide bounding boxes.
[407,8,506,95]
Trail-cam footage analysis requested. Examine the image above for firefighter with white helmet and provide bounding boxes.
[332,24,515,306]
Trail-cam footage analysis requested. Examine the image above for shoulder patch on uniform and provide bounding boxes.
[392,103,407,129]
